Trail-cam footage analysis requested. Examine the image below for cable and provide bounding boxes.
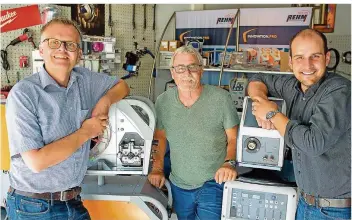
[327,48,340,71]
[1,49,10,70]
[1,45,11,84]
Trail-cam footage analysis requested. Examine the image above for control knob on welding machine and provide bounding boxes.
[245,137,261,152]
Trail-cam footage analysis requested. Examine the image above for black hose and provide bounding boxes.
[1,45,11,84]
[1,49,10,71]
[153,4,156,31]
[327,48,340,71]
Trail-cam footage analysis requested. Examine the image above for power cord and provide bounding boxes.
[1,45,11,84]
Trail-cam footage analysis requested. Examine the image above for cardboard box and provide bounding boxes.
[159,51,173,68]
[280,51,291,72]
[169,40,182,52]
[160,40,169,51]
[245,47,259,64]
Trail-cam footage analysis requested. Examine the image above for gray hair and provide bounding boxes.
[40,17,82,43]
[170,45,203,67]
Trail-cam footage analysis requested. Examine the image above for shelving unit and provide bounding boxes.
[204,68,293,75]
[153,67,293,101]
[156,67,293,75]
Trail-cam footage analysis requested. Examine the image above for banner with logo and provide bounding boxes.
[1,5,42,33]
[239,7,312,70]
[176,9,238,65]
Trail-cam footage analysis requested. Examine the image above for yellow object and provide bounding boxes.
[1,103,10,171]
[83,200,150,220]
[1,103,151,218]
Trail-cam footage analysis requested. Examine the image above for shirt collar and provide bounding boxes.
[39,65,80,89]
[294,71,329,96]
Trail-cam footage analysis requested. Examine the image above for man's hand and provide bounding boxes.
[148,169,166,188]
[215,163,237,184]
[92,96,111,118]
[252,96,278,130]
[80,115,108,139]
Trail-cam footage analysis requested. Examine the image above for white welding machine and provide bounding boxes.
[221,178,297,220]
[237,96,286,171]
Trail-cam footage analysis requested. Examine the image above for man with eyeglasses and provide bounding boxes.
[148,45,240,219]
[5,18,129,219]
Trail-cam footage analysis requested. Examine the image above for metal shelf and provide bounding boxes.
[203,68,293,75]
[156,67,293,75]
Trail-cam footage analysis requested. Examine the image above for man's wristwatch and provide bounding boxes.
[266,110,280,120]
[224,159,237,167]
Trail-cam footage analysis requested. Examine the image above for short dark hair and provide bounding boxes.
[289,29,328,56]
[40,18,82,43]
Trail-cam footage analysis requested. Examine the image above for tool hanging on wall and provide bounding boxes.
[1,28,34,84]
[108,4,114,37]
[16,71,21,82]
[342,51,351,64]
[19,56,29,68]
[143,4,146,41]
[153,4,156,44]
[27,34,37,49]
[133,42,138,51]
[326,48,340,72]
[153,5,156,31]
[122,47,155,80]
[132,4,136,40]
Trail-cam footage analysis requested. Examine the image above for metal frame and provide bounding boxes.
[81,175,173,220]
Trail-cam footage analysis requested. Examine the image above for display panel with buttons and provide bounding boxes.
[222,180,297,220]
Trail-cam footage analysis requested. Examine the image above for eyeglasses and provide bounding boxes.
[42,38,80,52]
[171,64,202,74]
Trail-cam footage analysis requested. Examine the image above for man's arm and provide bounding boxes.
[26,80,130,172]
[21,116,108,173]
[151,129,167,171]
[215,125,239,184]
[247,81,276,130]
[224,126,238,161]
[103,80,130,106]
[284,85,351,156]
[269,113,289,137]
[247,74,291,99]
[251,96,290,136]
[148,128,167,188]
[247,81,269,100]
[92,80,130,117]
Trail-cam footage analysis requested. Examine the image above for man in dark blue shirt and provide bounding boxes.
[247,29,351,220]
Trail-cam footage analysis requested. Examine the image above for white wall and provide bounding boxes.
[155,4,191,44]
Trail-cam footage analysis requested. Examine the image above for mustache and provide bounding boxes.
[180,76,195,81]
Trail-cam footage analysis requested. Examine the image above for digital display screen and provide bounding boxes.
[252,195,261,199]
